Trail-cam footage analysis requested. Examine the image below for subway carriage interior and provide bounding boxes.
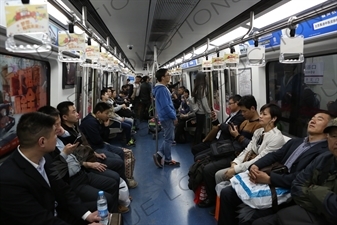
[0,0,336,224]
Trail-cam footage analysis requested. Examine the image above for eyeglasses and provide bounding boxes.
[228,102,235,105]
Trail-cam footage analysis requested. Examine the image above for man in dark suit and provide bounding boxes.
[217,111,333,225]
[0,112,102,225]
[191,95,245,157]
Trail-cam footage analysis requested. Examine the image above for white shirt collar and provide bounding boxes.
[17,146,46,169]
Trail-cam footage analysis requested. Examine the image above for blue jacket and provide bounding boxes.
[153,83,176,121]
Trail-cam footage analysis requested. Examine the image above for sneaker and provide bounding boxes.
[118,205,130,214]
[126,139,135,147]
[127,178,138,189]
[164,160,180,167]
[172,141,176,145]
[131,130,137,134]
[153,153,163,168]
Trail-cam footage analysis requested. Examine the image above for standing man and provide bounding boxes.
[139,76,152,120]
[152,69,180,167]
[131,75,142,121]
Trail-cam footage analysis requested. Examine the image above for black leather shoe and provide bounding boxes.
[197,199,215,208]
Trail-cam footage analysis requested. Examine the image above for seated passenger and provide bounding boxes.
[80,102,127,183]
[215,103,285,184]
[191,94,244,157]
[172,86,185,110]
[197,95,262,208]
[38,105,121,213]
[175,89,195,143]
[100,89,135,146]
[109,88,134,120]
[0,112,101,225]
[56,101,138,189]
[254,118,337,225]
[217,111,333,225]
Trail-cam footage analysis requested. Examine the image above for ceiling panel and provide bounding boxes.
[68,0,270,72]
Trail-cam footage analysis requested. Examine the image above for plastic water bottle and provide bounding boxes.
[97,191,109,225]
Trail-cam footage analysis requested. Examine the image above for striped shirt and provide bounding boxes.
[284,137,326,170]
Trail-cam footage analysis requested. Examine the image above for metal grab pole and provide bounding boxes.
[152,46,160,153]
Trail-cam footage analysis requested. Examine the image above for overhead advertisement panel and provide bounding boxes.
[248,10,337,48]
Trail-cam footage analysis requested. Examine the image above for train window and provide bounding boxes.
[266,53,337,137]
[189,70,198,91]
[0,53,50,156]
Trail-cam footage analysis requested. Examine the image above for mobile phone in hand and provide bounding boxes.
[73,134,82,145]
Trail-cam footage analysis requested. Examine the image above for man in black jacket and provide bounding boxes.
[191,95,245,157]
[217,111,333,225]
[253,118,337,225]
[0,112,101,225]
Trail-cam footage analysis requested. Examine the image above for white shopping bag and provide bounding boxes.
[119,178,130,207]
[230,171,291,209]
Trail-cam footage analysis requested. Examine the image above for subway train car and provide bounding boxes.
[0,0,336,225]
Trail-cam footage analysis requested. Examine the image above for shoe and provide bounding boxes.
[209,207,215,216]
[126,139,135,147]
[172,141,176,145]
[197,199,215,208]
[164,160,180,167]
[127,178,138,189]
[153,153,163,168]
[131,130,137,134]
[118,205,130,214]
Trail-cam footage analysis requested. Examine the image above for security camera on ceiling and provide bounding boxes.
[127,45,133,50]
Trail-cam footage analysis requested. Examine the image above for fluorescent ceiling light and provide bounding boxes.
[184,53,192,60]
[210,27,248,46]
[47,3,68,25]
[176,58,183,63]
[250,0,328,28]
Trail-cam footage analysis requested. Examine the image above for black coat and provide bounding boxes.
[253,138,329,188]
[0,150,88,225]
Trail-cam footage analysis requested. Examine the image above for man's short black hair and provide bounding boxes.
[17,112,56,148]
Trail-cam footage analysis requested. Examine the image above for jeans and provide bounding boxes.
[158,119,175,162]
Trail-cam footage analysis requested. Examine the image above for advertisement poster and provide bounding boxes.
[0,54,49,156]
[5,3,49,36]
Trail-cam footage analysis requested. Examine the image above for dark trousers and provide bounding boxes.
[132,96,141,119]
[193,114,206,145]
[191,140,211,157]
[175,117,189,143]
[90,158,120,183]
[218,186,242,225]
[69,171,119,213]
[96,144,126,181]
[218,186,287,225]
[203,155,234,204]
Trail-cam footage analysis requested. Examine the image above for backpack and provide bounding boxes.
[188,156,212,192]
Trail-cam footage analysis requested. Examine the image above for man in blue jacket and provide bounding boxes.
[152,69,180,167]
